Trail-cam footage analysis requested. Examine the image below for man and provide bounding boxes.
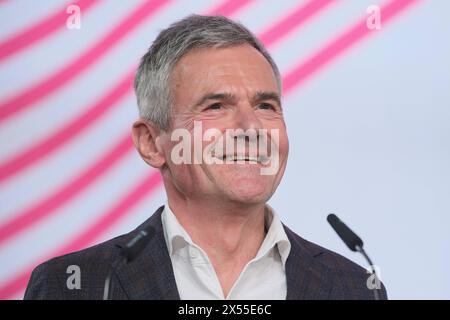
[24,15,387,300]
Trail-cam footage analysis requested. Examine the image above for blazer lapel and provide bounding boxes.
[284,226,335,300]
[110,207,334,300]
[114,206,180,300]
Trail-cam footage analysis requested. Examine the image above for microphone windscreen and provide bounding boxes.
[327,213,363,252]
[122,226,156,262]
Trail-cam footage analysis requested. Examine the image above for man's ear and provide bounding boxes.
[132,119,166,168]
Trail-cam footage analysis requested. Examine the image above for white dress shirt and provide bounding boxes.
[161,202,291,300]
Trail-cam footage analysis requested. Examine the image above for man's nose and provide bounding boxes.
[234,104,263,132]
[230,104,264,144]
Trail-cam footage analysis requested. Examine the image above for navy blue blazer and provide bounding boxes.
[24,206,387,300]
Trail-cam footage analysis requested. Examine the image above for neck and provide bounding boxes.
[166,195,267,263]
[163,179,270,298]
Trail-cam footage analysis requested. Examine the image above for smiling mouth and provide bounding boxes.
[218,154,270,164]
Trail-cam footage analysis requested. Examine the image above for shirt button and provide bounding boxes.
[190,249,198,259]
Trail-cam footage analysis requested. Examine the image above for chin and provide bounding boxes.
[227,183,272,204]
[210,168,278,202]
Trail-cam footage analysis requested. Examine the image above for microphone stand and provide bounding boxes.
[327,213,382,300]
[355,244,381,301]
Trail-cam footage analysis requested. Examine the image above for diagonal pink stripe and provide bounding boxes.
[0,71,135,183]
[0,0,172,124]
[0,0,331,251]
[283,0,421,93]
[207,0,253,16]
[0,171,162,300]
[0,0,98,62]
[58,172,162,256]
[0,135,134,245]
[259,0,337,47]
[0,0,420,299]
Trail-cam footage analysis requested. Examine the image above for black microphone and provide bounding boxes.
[102,220,157,300]
[327,213,382,300]
[121,226,156,263]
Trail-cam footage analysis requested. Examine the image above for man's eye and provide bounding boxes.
[258,103,275,110]
[205,103,222,110]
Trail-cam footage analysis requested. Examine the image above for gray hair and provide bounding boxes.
[134,14,281,131]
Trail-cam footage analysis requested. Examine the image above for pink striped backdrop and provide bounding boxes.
[0,0,424,299]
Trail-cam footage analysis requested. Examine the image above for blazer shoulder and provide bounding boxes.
[24,206,165,300]
[24,230,135,300]
[284,225,388,299]
[284,225,367,272]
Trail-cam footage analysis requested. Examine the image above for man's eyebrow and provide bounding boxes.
[193,92,236,108]
[252,91,282,107]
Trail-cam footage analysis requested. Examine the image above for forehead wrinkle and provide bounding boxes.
[251,90,281,106]
[170,45,280,113]
[194,92,237,108]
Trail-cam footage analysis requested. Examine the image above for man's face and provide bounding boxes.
[159,44,289,205]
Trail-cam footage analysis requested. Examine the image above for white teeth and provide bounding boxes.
[224,155,260,162]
